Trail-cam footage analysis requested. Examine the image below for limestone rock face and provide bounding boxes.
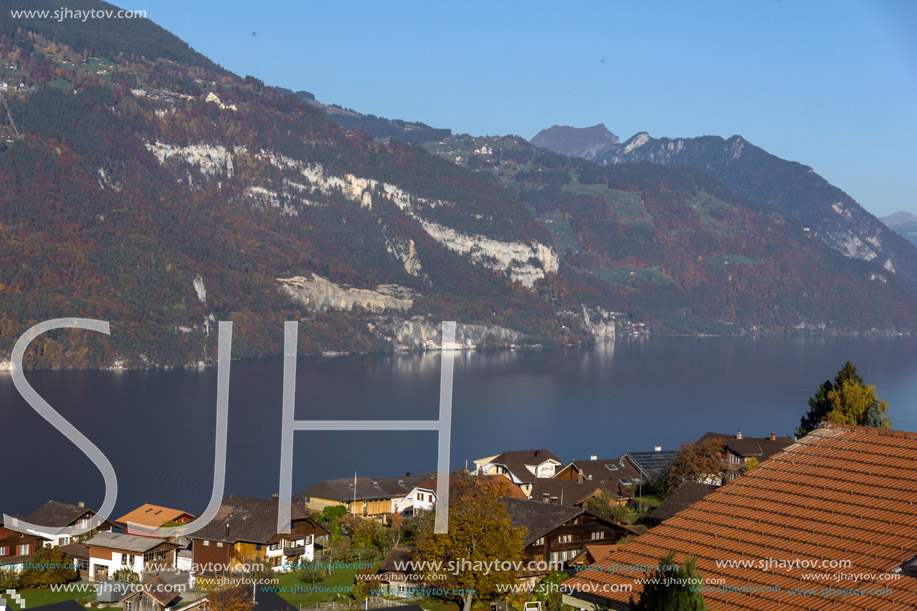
[278,275,416,313]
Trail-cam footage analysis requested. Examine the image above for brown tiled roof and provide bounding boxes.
[561,458,643,486]
[115,504,194,529]
[529,478,604,506]
[119,577,180,606]
[646,482,719,525]
[564,423,917,610]
[488,449,563,484]
[190,496,316,544]
[698,432,795,461]
[24,501,94,528]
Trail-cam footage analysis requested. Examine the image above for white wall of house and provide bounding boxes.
[89,550,144,580]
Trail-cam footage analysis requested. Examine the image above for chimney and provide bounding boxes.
[770,432,776,441]
[542,493,550,504]
[589,454,597,461]
[654,445,662,452]
[736,431,743,440]
[225,523,230,538]
[577,472,584,484]
[272,494,279,501]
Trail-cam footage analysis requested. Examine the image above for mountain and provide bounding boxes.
[881,212,917,246]
[1,1,915,369]
[530,124,620,161]
[0,1,610,369]
[276,89,452,145]
[425,135,917,334]
[532,126,917,288]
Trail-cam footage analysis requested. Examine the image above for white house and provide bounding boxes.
[19,501,115,548]
[85,532,178,581]
[473,449,564,495]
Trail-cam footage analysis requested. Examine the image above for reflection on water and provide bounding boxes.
[2,335,916,517]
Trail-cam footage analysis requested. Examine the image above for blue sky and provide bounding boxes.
[142,0,917,216]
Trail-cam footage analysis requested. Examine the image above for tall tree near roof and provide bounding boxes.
[797,362,889,436]
[628,551,707,611]
[414,474,525,611]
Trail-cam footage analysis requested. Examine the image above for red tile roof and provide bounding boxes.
[564,423,917,610]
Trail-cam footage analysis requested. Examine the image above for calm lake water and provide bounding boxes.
[3,336,917,517]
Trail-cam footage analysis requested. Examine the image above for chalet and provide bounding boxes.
[696,431,794,483]
[17,501,116,547]
[502,498,632,576]
[555,451,673,501]
[473,449,563,495]
[569,544,619,567]
[644,482,717,527]
[0,517,48,572]
[189,496,327,572]
[563,423,917,610]
[115,504,195,538]
[117,577,179,611]
[60,542,90,577]
[85,532,178,581]
[527,478,604,507]
[302,475,428,517]
[377,547,420,597]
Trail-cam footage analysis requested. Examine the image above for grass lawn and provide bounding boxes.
[6,584,95,609]
[272,566,360,607]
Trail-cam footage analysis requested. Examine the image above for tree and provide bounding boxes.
[0,568,21,591]
[507,570,568,611]
[203,582,256,611]
[742,457,759,472]
[21,547,77,587]
[629,551,707,611]
[663,438,724,492]
[414,474,526,611]
[112,567,140,584]
[297,562,326,588]
[584,489,629,523]
[797,362,889,436]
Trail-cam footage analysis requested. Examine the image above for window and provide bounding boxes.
[203,540,210,546]
[255,544,262,551]
[0,546,8,556]
[590,532,605,540]
[216,542,223,548]
[558,534,572,544]
[125,602,133,611]
[17,544,30,555]
[534,537,544,546]
[122,554,134,566]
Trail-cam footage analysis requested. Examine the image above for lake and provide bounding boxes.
[3,335,917,517]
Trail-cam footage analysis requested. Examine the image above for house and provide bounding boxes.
[527,478,604,507]
[85,532,178,581]
[473,450,563,495]
[190,496,327,572]
[15,501,116,548]
[302,474,429,517]
[0,517,49,572]
[568,544,620,567]
[502,497,632,577]
[643,482,717,527]
[115,504,195,537]
[563,423,917,610]
[117,577,179,611]
[553,455,646,503]
[696,431,794,483]
[394,472,526,516]
[60,542,90,577]
[377,547,421,597]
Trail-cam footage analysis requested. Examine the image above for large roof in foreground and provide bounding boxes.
[565,423,917,610]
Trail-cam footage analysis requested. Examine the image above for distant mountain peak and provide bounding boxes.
[531,124,621,161]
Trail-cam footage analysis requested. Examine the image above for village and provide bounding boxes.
[2,420,915,611]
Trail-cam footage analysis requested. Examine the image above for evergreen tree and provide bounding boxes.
[629,551,707,611]
[797,362,889,436]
